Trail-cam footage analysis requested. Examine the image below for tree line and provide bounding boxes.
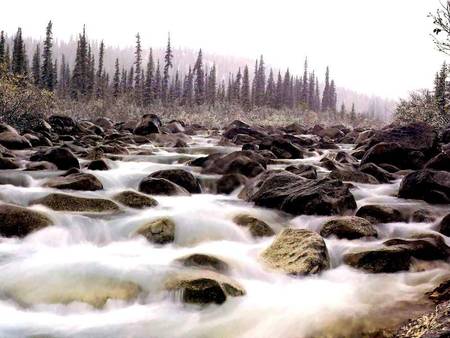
[0,23,347,119]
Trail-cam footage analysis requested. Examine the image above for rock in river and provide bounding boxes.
[233,214,275,238]
[398,169,450,204]
[31,193,120,213]
[134,218,176,244]
[113,190,158,209]
[0,204,53,237]
[320,216,378,239]
[45,172,103,191]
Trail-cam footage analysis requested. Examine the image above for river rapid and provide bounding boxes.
[0,133,448,338]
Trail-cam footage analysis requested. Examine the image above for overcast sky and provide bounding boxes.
[1,0,447,99]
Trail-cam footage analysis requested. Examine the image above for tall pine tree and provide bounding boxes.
[41,21,54,91]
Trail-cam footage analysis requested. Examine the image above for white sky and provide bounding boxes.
[0,0,447,99]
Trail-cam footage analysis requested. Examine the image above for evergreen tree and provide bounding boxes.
[435,62,447,117]
[350,103,356,124]
[182,66,193,106]
[96,40,105,98]
[162,33,173,103]
[41,21,54,91]
[255,55,266,106]
[193,49,205,105]
[31,45,41,86]
[53,59,58,89]
[275,71,283,109]
[0,31,5,65]
[144,49,154,105]
[340,103,346,120]
[134,33,142,101]
[314,77,321,112]
[113,58,120,98]
[127,65,134,92]
[308,71,315,110]
[87,45,95,97]
[241,65,251,111]
[282,69,292,107]
[120,68,127,94]
[301,58,308,104]
[71,27,89,99]
[207,64,216,105]
[329,79,337,117]
[266,69,275,108]
[233,68,242,102]
[153,60,161,101]
[321,66,330,112]
[12,27,27,75]
[172,70,182,102]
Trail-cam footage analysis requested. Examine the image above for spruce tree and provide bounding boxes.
[266,69,275,108]
[282,69,292,107]
[308,71,315,110]
[71,27,89,99]
[340,103,346,120]
[153,60,161,101]
[301,58,308,104]
[113,58,120,98]
[144,49,154,105]
[329,79,337,117]
[275,71,283,109]
[193,49,205,105]
[350,103,356,124]
[255,55,266,106]
[134,33,142,101]
[120,68,127,94]
[233,68,242,102]
[127,65,134,92]
[207,64,216,105]
[435,62,447,117]
[96,40,105,98]
[321,66,330,112]
[182,66,193,106]
[241,65,251,111]
[31,45,41,86]
[162,33,173,103]
[314,77,321,112]
[41,21,54,91]
[12,27,27,75]
[0,31,5,65]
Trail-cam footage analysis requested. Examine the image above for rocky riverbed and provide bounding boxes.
[0,115,449,337]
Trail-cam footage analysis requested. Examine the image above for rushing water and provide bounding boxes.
[0,134,449,338]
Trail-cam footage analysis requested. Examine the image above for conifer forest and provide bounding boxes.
[0,1,449,338]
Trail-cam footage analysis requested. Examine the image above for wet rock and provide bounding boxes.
[202,151,267,178]
[133,114,161,135]
[45,173,103,191]
[320,216,377,239]
[223,125,267,141]
[439,213,450,237]
[113,190,158,209]
[149,169,201,194]
[135,218,175,244]
[95,117,114,130]
[232,214,275,238]
[330,168,379,184]
[259,137,304,159]
[427,279,450,303]
[425,150,450,172]
[261,228,330,275]
[0,157,19,169]
[165,271,245,305]
[138,177,189,196]
[164,121,185,134]
[25,161,58,171]
[31,193,119,213]
[411,209,436,223]
[249,176,357,216]
[398,169,450,204]
[359,163,395,183]
[315,126,345,139]
[335,151,358,165]
[175,254,229,273]
[216,173,247,194]
[355,205,405,224]
[0,204,53,237]
[285,164,318,179]
[87,159,110,171]
[395,300,450,338]
[360,142,425,170]
[30,147,80,170]
[0,131,32,150]
[48,115,77,134]
[343,246,411,273]
[281,122,307,134]
[383,234,449,261]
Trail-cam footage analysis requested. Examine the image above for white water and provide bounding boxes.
[0,136,449,338]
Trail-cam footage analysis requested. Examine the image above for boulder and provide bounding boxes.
[249,176,357,216]
[259,137,304,159]
[113,190,158,209]
[360,142,425,170]
[149,169,201,194]
[164,121,185,134]
[355,205,405,224]
[133,114,161,135]
[45,173,103,191]
[329,169,379,184]
[232,214,275,238]
[165,271,245,305]
[320,216,377,239]
[48,115,77,134]
[174,254,229,273]
[0,157,19,169]
[138,177,189,196]
[0,131,32,150]
[0,204,53,237]
[31,193,119,213]
[87,159,110,171]
[202,151,267,178]
[398,169,450,204]
[427,279,450,304]
[383,234,449,261]
[425,150,450,171]
[439,213,450,237]
[261,228,330,275]
[216,173,247,194]
[411,209,436,223]
[343,246,411,273]
[135,218,175,244]
[30,147,80,170]
[359,163,395,183]
[285,164,318,179]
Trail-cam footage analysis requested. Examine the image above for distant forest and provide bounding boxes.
[0,23,395,124]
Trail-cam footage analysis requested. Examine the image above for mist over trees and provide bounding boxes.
[0,23,394,126]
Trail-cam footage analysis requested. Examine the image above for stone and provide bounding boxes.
[355,205,405,224]
[133,114,161,135]
[0,204,53,237]
[149,169,201,193]
[320,216,377,239]
[113,190,158,209]
[343,246,411,273]
[398,169,450,204]
[232,214,275,238]
[30,147,80,170]
[45,173,103,191]
[31,193,119,213]
[0,131,32,150]
[175,254,229,273]
[216,173,247,194]
[87,159,110,171]
[138,177,189,196]
[135,218,175,244]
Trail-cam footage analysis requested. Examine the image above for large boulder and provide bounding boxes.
[0,157,19,169]
[360,142,425,170]
[30,147,80,170]
[138,177,189,196]
[320,216,377,239]
[359,163,395,183]
[133,114,161,135]
[31,193,119,213]
[45,173,103,191]
[232,214,274,238]
[202,151,266,178]
[355,204,405,224]
[87,159,110,171]
[149,169,201,194]
[285,164,318,179]
[165,271,245,305]
[216,173,247,194]
[343,246,411,273]
[0,131,32,150]
[113,190,158,209]
[134,218,175,244]
[398,169,450,204]
[261,228,330,275]
[383,234,449,261]
[0,204,53,237]
[249,176,357,216]
[48,115,77,134]
[425,150,450,172]
[259,137,304,159]
[439,213,450,237]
